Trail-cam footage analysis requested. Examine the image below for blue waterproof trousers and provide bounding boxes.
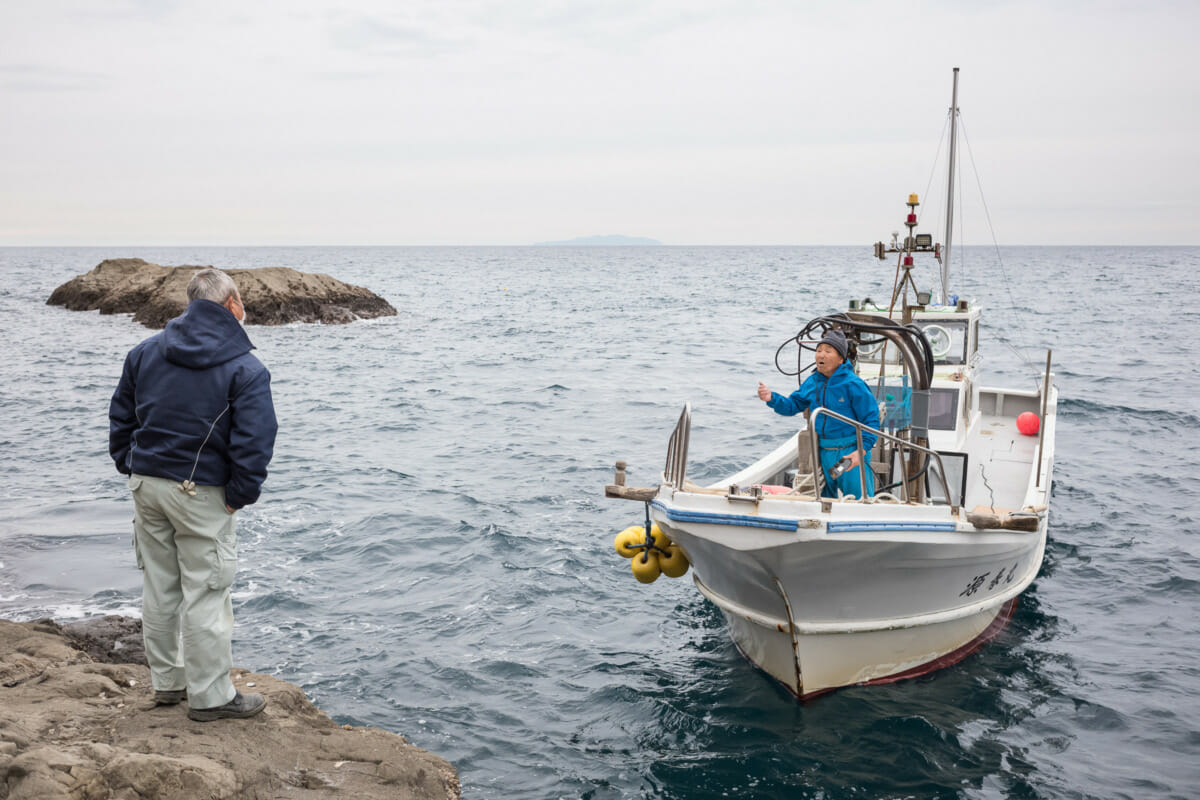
[819,436,875,499]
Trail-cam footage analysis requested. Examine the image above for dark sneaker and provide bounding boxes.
[187,690,266,722]
[153,688,187,706]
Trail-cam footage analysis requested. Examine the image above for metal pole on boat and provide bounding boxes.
[941,67,959,307]
[1036,350,1051,488]
[808,425,823,499]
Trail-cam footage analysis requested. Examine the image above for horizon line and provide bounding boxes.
[1,243,1195,248]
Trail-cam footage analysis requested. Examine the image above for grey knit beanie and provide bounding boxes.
[818,328,848,360]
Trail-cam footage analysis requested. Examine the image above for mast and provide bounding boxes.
[941,67,959,306]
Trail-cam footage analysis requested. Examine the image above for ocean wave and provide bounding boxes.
[5,245,1200,799]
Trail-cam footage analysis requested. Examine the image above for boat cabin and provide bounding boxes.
[842,302,1046,513]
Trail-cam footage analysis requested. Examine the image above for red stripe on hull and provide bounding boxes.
[799,596,1020,700]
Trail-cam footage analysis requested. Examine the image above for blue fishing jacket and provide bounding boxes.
[767,362,880,449]
[109,299,277,509]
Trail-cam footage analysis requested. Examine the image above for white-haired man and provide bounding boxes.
[110,268,277,721]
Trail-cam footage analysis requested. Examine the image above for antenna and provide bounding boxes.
[942,67,959,306]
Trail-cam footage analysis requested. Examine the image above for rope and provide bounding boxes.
[922,114,950,224]
[952,145,964,298]
[979,462,997,514]
[887,113,950,314]
[634,502,672,563]
[925,111,952,299]
[958,115,1042,384]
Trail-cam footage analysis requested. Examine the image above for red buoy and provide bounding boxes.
[1016,412,1040,436]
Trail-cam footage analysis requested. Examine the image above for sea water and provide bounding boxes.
[2,245,1199,799]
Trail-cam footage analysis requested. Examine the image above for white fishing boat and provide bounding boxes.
[605,69,1057,699]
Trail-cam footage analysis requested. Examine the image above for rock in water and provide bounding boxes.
[47,258,398,328]
[0,617,461,799]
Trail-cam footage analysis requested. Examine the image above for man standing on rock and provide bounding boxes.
[109,268,277,721]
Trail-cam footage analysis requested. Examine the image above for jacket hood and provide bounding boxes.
[160,298,254,369]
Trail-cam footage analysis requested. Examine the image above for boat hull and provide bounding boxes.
[702,572,1019,698]
[654,499,1047,698]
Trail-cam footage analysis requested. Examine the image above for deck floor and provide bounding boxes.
[962,414,1039,510]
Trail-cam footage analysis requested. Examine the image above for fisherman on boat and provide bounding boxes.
[756,328,879,499]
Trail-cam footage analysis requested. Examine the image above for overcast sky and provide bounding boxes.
[2,0,1196,245]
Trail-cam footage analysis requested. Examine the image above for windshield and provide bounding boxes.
[858,319,969,366]
[915,320,969,365]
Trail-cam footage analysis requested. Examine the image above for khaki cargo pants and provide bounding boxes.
[129,473,238,710]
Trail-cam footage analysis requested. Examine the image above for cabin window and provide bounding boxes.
[915,320,969,365]
[928,387,960,430]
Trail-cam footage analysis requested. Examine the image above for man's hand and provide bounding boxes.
[757,382,772,402]
[846,449,863,469]
[225,505,236,514]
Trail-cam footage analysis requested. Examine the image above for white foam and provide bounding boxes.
[30,601,143,621]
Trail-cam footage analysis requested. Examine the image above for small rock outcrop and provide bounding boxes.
[0,617,460,800]
[47,259,397,328]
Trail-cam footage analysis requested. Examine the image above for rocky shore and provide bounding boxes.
[47,259,398,327]
[0,617,459,799]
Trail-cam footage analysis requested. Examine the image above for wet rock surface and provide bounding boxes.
[0,618,459,800]
[60,616,146,667]
[47,259,398,328]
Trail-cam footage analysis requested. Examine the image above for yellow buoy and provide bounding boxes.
[630,549,662,583]
[614,526,644,558]
[649,522,670,551]
[658,544,690,578]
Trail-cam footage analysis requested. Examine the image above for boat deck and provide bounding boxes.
[961,413,1039,511]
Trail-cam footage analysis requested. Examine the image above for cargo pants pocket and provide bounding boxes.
[206,512,238,591]
[128,475,145,571]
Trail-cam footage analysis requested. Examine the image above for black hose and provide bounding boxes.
[771,312,945,499]
[774,314,936,389]
[879,451,934,494]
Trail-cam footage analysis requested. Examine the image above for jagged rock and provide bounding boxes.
[60,616,146,666]
[318,304,359,324]
[47,258,398,328]
[0,618,460,800]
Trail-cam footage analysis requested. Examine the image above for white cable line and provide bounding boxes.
[183,404,231,489]
[958,115,1042,382]
[922,113,951,296]
[921,114,950,224]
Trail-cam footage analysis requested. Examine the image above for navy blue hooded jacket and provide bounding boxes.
[109,299,277,510]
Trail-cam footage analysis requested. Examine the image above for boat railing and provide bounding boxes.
[807,407,956,510]
[1036,350,1052,489]
[663,402,691,488]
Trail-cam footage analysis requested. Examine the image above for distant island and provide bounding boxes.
[533,234,663,246]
